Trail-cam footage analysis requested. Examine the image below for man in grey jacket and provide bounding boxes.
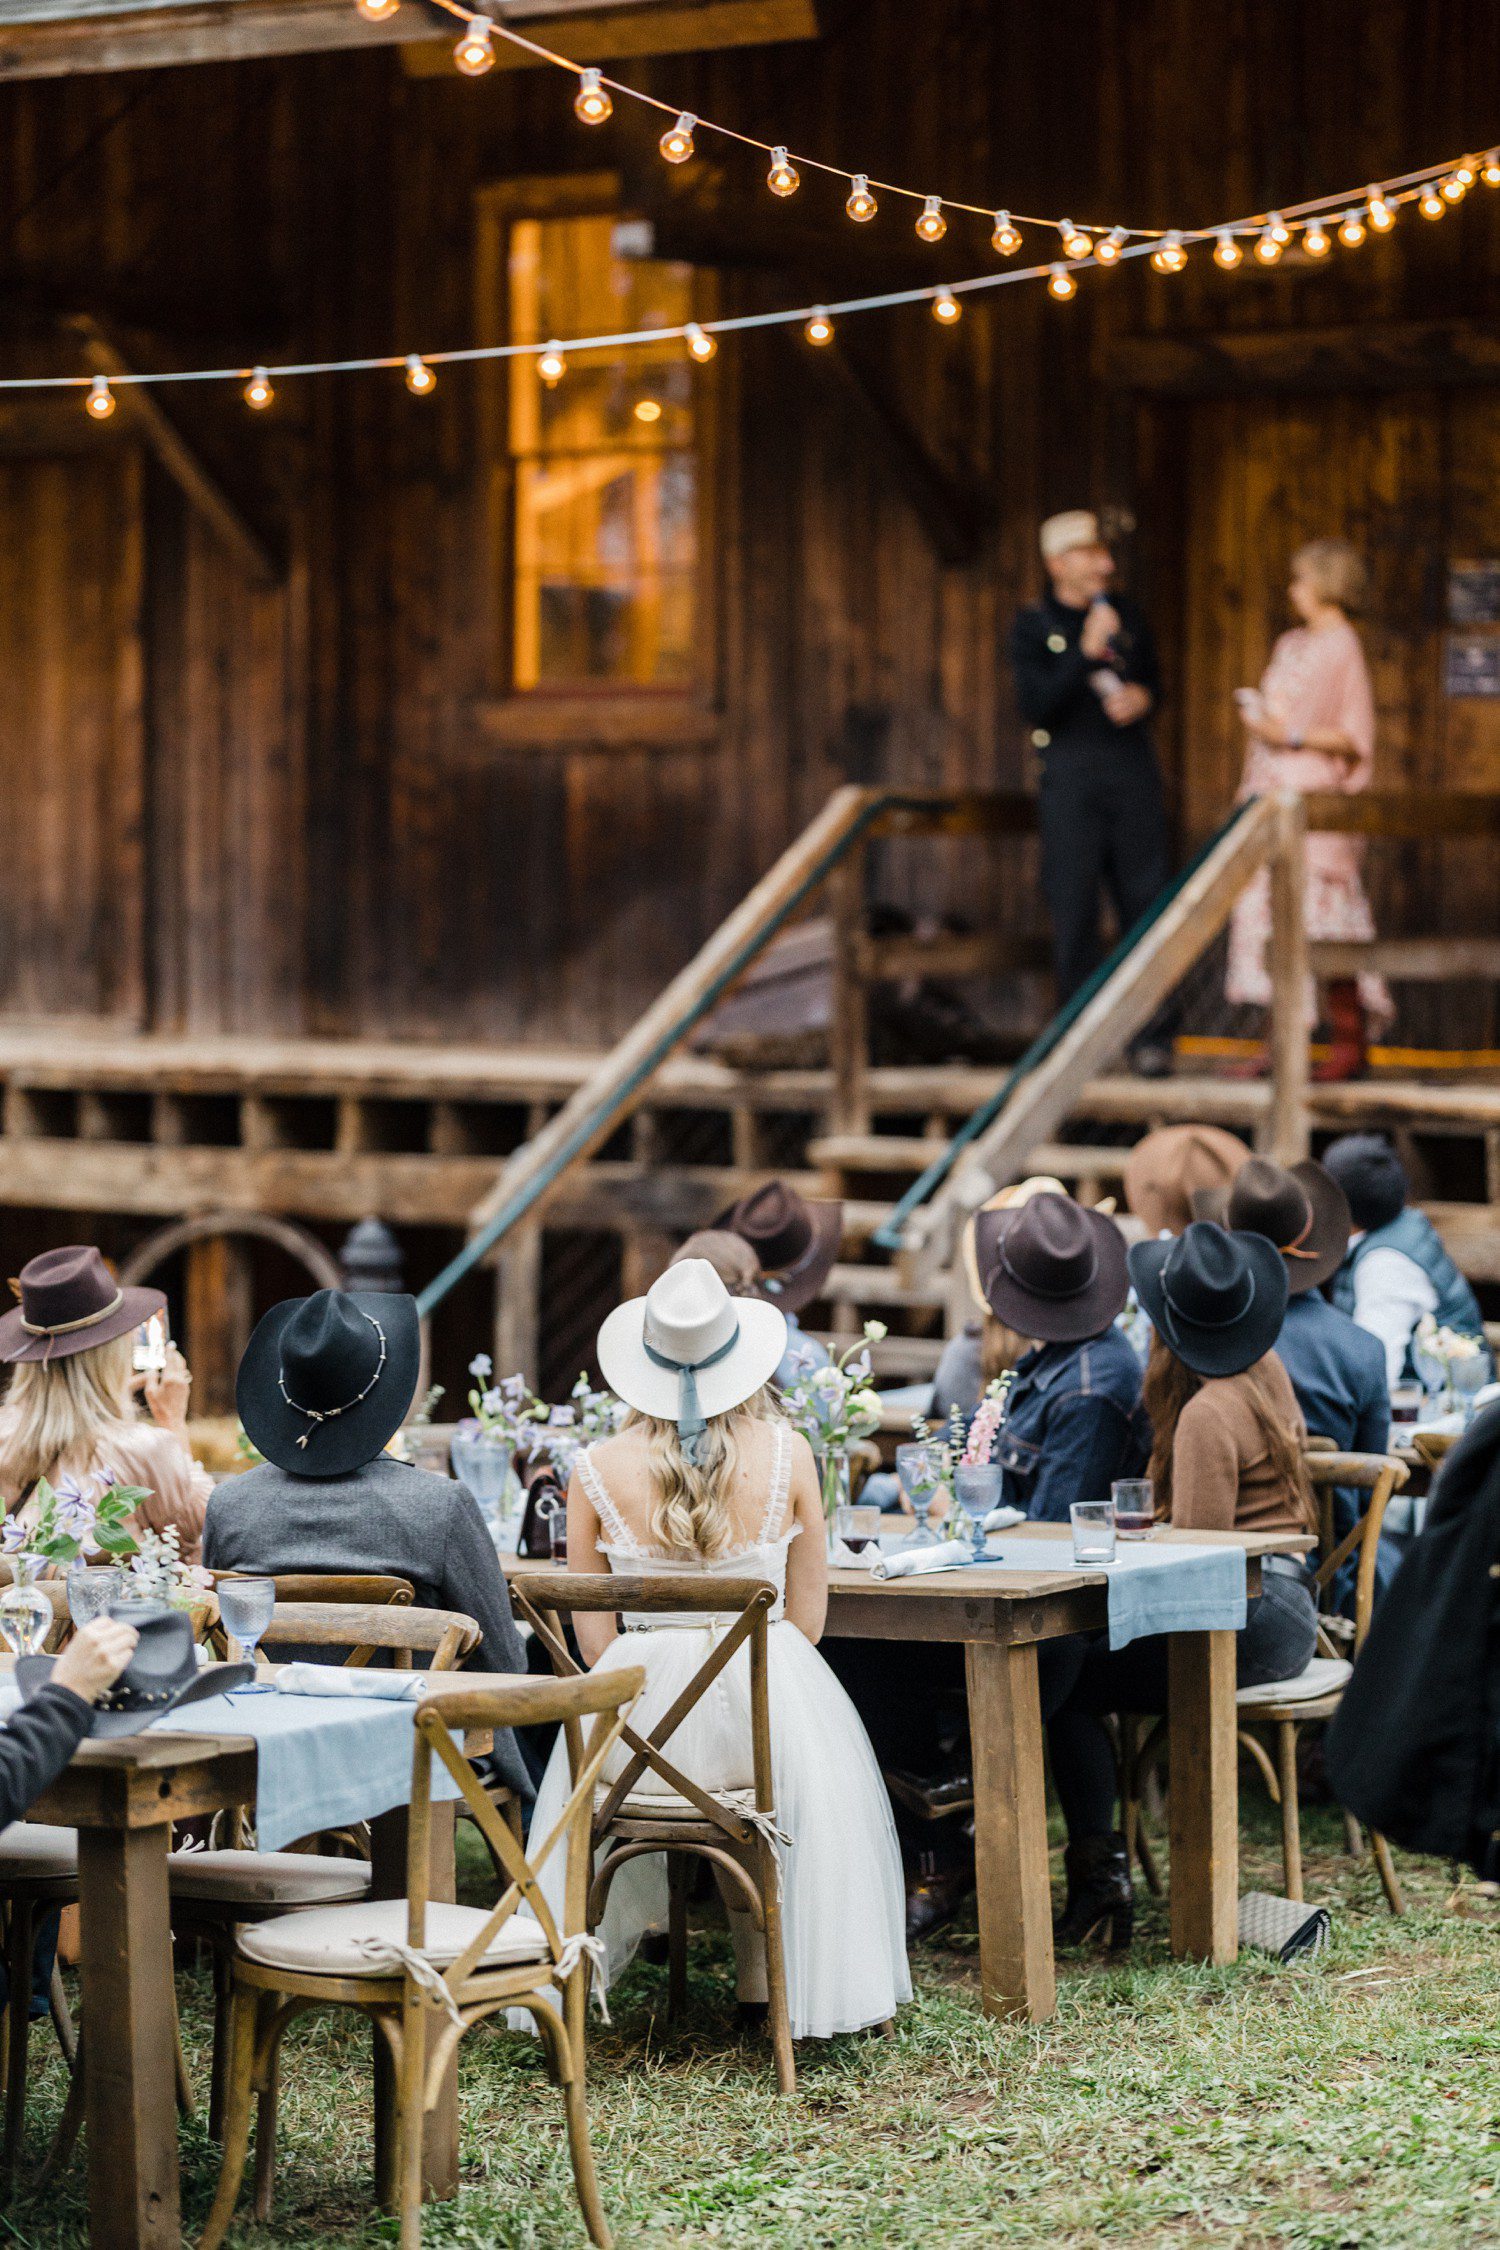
[204,1287,531,1796]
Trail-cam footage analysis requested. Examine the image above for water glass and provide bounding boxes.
[1111,1479,1155,1540]
[218,1574,277,1688]
[952,1464,1003,1553]
[67,1564,123,1627]
[1070,1499,1117,1566]
[894,1443,942,1549]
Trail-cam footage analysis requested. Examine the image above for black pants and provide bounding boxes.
[1038,745,1174,1005]
[1038,1568,1318,1845]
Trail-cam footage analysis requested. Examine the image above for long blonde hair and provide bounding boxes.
[1,1333,137,1502]
[1144,1335,1313,1531]
[623,1387,784,1559]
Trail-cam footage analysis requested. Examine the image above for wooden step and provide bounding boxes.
[821,1262,947,1309]
[814,1132,1138,1182]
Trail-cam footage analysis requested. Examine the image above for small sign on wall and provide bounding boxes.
[1447,560,1500,626]
[1444,633,1500,700]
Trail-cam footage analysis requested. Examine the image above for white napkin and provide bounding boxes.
[273,1662,427,1702]
[982,1505,1026,1532]
[870,1544,984,1582]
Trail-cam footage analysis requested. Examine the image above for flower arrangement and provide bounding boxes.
[1,1467,148,1568]
[961,1371,1016,1467]
[780,1324,886,1517]
[1412,1315,1488,1409]
[535,1374,628,1480]
[125,1524,213,1609]
[459,1357,551,1451]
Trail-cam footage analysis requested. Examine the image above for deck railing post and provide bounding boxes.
[827,843,870,1135]
[1268,791,1311,1163]
[493,1219,542,1388]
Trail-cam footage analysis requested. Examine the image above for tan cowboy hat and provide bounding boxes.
[1123,1125,1252,1238]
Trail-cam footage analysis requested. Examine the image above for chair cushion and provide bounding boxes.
[1237,1657,1353,1708]
[170,1850,374,1906]
[235,1896,549,1978]
[0,1823,78,1878]
[602,1782,758,1823]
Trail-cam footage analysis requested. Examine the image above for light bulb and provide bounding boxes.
[767,146,799,197]
[1367,188,1396,231]
[537,342,567,386]
[574,67,611,123]
[1338,208,1366,248]
[991,209,1021,256]
[804,307,834,346]
[1483,151,1500,187]
[1420,185,1445,219]
[1254,222,1283,264]
[1214,229,1243,269]
[1267,211,1291,244]
[659,112,695,163]
[1303,220,1331,257]
[915,195,947,243]
[1441,171,1467,202]
[845,173,877,223]
[1059,218,1092,259]
[1047,263,1076,300]
[244,366,274,409]
[1150,229,1186,274]
[404,354,435,395]
[1095,228,1126,264]
[355,0,399,19]
[634,397,662,424]
[453,17,493,74]
[932,287,961,325]
[85,374,115,420]
[684,322,717,363]
[1453,163,1475,186]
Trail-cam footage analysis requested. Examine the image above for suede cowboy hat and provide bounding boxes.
[237,1288,421,1477]
[668,1230,763,1297]
[961,1176,1067,1316]
[714,1181,842,1314]
[596,1259,787,1458]
[1127,1220,1289,1379]
[974,1191,1130,1346]
[0,1246,166,1368]
[1123,1125,1252,1238]
[17,1600,254,1739]
[1197,1157,1352,1296]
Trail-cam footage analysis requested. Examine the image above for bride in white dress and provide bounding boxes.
[524,1259,910,2041]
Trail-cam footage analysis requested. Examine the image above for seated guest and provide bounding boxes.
[1042,1223,1317,1949]
[1323,1132,1493,1388]
[930,1176,1066,1420]
[204,1289,530,1796]
[669,1230,762,1299]
[717,1182,840,1388]
[0,1247,211,1560]
[1122,1124,1251,1238]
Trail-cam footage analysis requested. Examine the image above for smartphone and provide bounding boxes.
[133,1313,168,1375]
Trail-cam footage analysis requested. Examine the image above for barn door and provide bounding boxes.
[0,444,147,1024]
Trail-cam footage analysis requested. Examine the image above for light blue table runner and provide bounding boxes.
[984,1537,1248,1650]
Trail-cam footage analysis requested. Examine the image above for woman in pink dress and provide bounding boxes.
[1225,538,1393,1080]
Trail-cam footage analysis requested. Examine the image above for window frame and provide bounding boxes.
[472,171,721,749]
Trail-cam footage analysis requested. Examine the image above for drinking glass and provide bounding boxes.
[894,1443,942,1550]
[1111,1479,1155,1540]
[1070,1499,1117,1566]
[1389,1383,1423,1432]
[833,1503,882,1558]
[67,1563,123,1627]
[218,1575,277,1689]
[952,1465,1002,1555]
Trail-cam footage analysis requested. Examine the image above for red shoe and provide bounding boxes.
[1313,979,1367,1082]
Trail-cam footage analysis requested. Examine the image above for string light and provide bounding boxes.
[355,0,399,20]
[804,307,834,345]
[634,398,662,423]
[1150,229,1186,273]
[404,354,436,394]
[453,16,493,74]
[684,322,717,362]
[1453,162,1475,186]
[915,195,947,243]
[1254,220,1283,264]
[655,112,694,163]
[1483,151,1500,187]
[537,341,567,386]
[1302,219,1331,257]
[1338,207,1367,248]
[1420,184,1446,218]
[991,210,1021,256]
[1214,229,1243,269]
[1059,218,1092,259]
[767,146,799,197]
[1440,170,1467,202]
[243,366,274,409]
[932,287,961,325]
[1095,228,1126,264]
[1047,263,1076,300]
[1366,188,1396,231]
[574,67,612,123]
[85,374,115,420]
[1268,212,1292,244]
[846,174,878,222]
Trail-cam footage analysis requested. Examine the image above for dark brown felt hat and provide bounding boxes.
[1198,1157,1352,1296]
[974,1191,1129,1345]
[0,1246,166,1367]
[715,1181,842,1315]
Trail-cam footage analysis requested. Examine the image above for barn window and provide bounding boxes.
[505,211,699,694]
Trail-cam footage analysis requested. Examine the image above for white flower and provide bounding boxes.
[863,1319,888,1342]
[468,1352,493,1380]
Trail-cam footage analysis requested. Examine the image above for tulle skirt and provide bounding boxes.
[526,1619,911,2039]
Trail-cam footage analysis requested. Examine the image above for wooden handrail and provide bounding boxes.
[1303,791,1500,836]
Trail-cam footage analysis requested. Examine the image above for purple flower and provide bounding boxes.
[468,1353,493,1380]
[1,1516,28,1552]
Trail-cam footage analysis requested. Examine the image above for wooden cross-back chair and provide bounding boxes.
[515,1570,795,2094]
[198,1667,642,2250]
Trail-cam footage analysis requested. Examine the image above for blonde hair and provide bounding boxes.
[623,1387,784,1558]
[981,1313,1029,1382]
[1,1332,137,1502]
[1293,537,1368,615]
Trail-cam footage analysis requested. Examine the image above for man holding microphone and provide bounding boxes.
[1008,510,1175,1075]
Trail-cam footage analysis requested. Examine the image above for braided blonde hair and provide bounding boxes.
[624,1387,785,1558]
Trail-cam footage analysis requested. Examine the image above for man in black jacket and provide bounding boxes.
[1008,510,1175,1074]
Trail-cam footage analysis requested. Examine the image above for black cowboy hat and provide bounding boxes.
[1197,1157,1352,1296]
[18,1601,254,1739]
[236,1289,421,1477]
[0,1246,166,1367]
[1128,1221,1288,1379]
[713,1181,843,1315]
[973,1191,1129,1345]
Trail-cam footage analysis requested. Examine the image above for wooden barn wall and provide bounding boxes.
[0,0,1497,1049]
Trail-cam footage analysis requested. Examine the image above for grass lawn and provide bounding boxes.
[9,1803,1498,2250]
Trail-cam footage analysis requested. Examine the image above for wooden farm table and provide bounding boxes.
[513,1525,1312,2026]
[13,1668,499,2250]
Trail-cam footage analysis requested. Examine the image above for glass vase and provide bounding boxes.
[0,1553,54,1658]
[817,1450,852,1556]
[451,1432,520,1545]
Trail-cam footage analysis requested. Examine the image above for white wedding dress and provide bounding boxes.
[524,1422,911,2039]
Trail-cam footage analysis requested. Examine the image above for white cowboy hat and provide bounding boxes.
[597,1259,787,1451]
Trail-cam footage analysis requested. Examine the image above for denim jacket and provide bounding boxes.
[991,1328,1151,1524]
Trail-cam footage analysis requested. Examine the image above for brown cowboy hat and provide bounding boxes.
[1197,1157,1351,1296]
[715,1181,842,1315]
[0,1246,166,1367]
[960,1176,1067,1316]
[974,1191,1129,1346]
[1123,1125,1252,1237]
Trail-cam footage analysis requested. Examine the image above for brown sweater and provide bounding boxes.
[1168,1352,1309,1537]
